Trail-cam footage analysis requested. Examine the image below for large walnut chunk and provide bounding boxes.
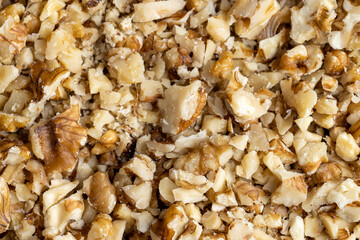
[83,171,116,214]
[30,105,87,177]
[0,177,10,234]
[158,80,207,134]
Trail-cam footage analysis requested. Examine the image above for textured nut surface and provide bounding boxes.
[1,0,360,239]
[30,105,87,176]
[83,171,116,214]
[0,177,10,234]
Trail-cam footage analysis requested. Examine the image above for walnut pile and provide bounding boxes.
[0,0,360,239]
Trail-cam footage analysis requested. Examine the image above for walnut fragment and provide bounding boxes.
[30,105,87,177]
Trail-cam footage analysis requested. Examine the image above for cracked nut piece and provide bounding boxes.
[0,112,29,132]
[123,154,156,181]
[0,17,27,63]
[295,142,328,175]
[83,171,116,214]
[335,132,360,161]
[0,65,19,93]
[234,0,280,40]
[150,204,189,240]
[0,177,10,234]
[30,105,87,176]
[133,0,186,22]
[88,214,113,240]
[313,162,342,183]
[174,142,232,175]
[0,140,30,165]
[108,52,145,84]
[122,181,152,209]
[158,80,207,134]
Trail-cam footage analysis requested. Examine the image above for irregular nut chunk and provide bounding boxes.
[179,220,203,239]
[227,220,253,240]
[159,177,177,203]
[227,89,270,121]
[0,18,27,63]
[295,142,328,175]
[87,214,113,240]
[139,80,163,102]
[313,162,342,183]
[132,211,154,233]
[174,142,232,175]
[324,50,349,75]
[319,212,353,239]
[0,140,30,165]
[45,29,74,60]
[133,0,186,22]
[150,204,189,240]
[280,79,317,117]
[206,17,230,42]
[0,112,29,132]
[289,215,305,240]
[123,154,156,181]
[83,172,116,214]
[233,179,265,206]
[158,80,207,134]
[271,171,307,207]
[173,188,207,204]
[336,132,360,162]
[108,52,145,84]
[327,179,360,209]
[122,181,152,209]
[234,0,280,40]
[30,105,87,176]
[43,191,84,238]
[0,65,19,93]
[0,177,10,234]
[42,179,79,213]
[88,68,113,94]
[25,160,48,195]
[39,0,65,21]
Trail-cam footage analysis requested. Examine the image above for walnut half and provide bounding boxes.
[30,105,87,177]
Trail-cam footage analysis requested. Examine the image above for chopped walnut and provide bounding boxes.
[0,140,30,165]
[335,132,360,162]
[30,105,87,177]
[158,80,207,134]
[1,0,360,238]
[133,0,186,22]
[122,181,152,209]
[83,171,116,214]
[0,177,10,234]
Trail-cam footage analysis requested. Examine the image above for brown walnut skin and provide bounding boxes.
[31,105,87,176]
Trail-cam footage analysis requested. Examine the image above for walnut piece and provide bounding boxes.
[0,140,30,165]
[133,0,186,22]
[30,105,87,176]
[83,171,116,214]
[0,177,10,234]
[158,80,207,134]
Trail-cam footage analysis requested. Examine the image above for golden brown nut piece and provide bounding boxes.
[0,177,11,234]
[83,171,117,214]
[0,112,29,132]
[0,140,30,165]
[30,105,87,176]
